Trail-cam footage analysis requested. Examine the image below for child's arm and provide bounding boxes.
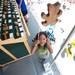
[31,33,40,54]
[31,40,39,54]
[47,38,53,54]
[31,44,38,54]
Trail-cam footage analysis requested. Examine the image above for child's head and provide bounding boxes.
[33,32,48,46]
[39,32,47,45]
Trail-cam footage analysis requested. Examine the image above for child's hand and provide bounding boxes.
[35,39,40,46]
[47,37,53,53]
[47,37,51,44]
[34,33,40,46]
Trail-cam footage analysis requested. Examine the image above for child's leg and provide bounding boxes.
[22,10,28,23]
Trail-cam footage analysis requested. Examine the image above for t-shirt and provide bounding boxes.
[36,45,49,59]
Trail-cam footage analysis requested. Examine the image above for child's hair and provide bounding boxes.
[32,31,48,42]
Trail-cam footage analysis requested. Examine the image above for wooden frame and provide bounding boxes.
[0,0,31,67]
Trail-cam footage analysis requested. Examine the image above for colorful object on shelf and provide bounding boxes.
[45,30,55,43]
[64,39,75,59]
[65,44,72,58]
[0,0,25,40]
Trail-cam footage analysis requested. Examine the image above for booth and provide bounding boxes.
[0,0,31,67]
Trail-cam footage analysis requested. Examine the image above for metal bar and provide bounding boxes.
[50,25,75,67]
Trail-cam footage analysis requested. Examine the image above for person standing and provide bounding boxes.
[16,0,30,22]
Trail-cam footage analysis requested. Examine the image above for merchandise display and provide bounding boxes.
[0,0,31,66]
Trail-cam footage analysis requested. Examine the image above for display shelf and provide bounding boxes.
[0,0,31,67]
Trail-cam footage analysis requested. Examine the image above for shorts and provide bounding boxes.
[16,0,28,16]
[21,0,28,16]
[22,9,28,16]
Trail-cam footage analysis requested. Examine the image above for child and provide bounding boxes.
[31,32,53,63]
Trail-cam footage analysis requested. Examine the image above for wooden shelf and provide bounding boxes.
[0,0,31,66]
